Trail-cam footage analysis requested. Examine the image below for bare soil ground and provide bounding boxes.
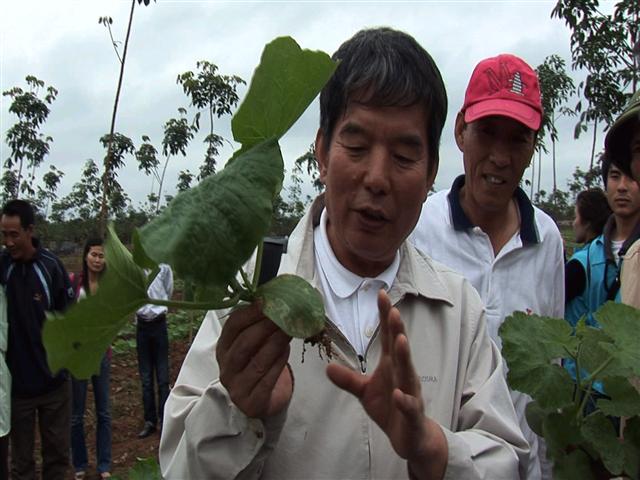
[85,337,191,478]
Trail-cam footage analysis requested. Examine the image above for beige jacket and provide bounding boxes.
[159,204,529,480]
[622,239,640,309]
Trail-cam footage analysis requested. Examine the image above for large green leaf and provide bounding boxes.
[500,312,575,408]
[575,320,630,380]
[622,417,640,478]
[552,449,596,480]
[597,376,640,417]
[232,36,336,147]
[43,224,148,378]
[257,274,325,338]
[595,302,640,377]
[543,408,584,463]
[139,138,283,289]
[581,412,624,475]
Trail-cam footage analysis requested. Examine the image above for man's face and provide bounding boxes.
[316,102,434,277]
[1,214,34,261]
[630,124,640,183]
[605,164,640,221]
[455,114,535,215]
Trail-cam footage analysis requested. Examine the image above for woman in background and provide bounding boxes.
[71,238,112,479]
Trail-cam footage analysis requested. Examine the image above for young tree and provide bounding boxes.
[136,109,197,213]
[552,0,639,168]
[536,55,575,194]
[177,61,245,179]
[2,75,60,200]
[97,0,156,234]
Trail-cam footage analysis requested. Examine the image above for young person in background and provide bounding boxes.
[70,237,112,480]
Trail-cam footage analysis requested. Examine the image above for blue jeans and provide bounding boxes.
[71,354,111,474]
[136,316,169,426]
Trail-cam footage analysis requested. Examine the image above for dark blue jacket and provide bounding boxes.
[0,240,74,397]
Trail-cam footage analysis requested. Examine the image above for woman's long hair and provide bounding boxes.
[81,237,106,296]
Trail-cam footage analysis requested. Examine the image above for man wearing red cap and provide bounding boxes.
[410,54,565,480]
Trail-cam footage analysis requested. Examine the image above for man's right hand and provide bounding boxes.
[216,301,293,419]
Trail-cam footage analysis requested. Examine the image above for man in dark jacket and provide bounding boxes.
[0,199,74,479]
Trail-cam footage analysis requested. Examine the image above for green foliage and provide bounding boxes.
[44,36,336,378]
[552,0,639,167]
[500,302,640,478]
[2,75,61,201]
[44,224,148,378]
[111,457,162,480]
[177,60,245,178]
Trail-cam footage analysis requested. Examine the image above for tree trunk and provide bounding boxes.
[537,149,542,197]
[156,155,170,214]
[98,0,136,235]
[530,152,536,199]
[589,118,598,170]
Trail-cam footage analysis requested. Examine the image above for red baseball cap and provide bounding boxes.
[462,54,543,130]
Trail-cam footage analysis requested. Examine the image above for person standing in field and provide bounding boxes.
[160,27,529,480]
[0,199,75,480]
[0,286,9,480]
[70,237,112,480]
[564,187,612,317]
[409,53,565,479]
[604,90,640,309]
[135,263,173,439]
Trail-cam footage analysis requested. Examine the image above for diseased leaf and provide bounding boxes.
[44,224,148,378]
[257,274,325,338]
[139,138,283,289]
[232,36,336,148]
[500,312,575,408]
[595,302,640,377]
[581,412,624,475]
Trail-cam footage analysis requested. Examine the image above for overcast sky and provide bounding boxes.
[0,1,613,212]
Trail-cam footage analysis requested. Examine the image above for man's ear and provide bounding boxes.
[315,129,329,184]
[454,111,466,153]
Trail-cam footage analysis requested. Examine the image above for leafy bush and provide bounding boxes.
[500,302,640,479]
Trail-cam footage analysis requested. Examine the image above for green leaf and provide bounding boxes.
[543,407,584,463]
[581,412,624,475]
[232,36,336,148]
[595,302,640,377]
[525,400,547,437]
[43,224,148,378]
[257,274,325,338]
[622,417,640,478]
[597,376,640,417]
[552,448,596,480]
[132,229,158,272]
[139,138,283,289]
[575,322,630,380]
[500,312,575,408]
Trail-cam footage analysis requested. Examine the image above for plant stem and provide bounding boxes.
[252,241,264,290]
[240,268,253,292]
[149,295,241,311]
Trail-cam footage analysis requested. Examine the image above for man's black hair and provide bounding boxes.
[319,27,448,176]
[1,199,35,229]
[575,188,611,240]
[600,151,635,186]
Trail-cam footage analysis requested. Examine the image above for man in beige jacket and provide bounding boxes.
[160,27,529,480]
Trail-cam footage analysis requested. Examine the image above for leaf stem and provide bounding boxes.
[240,268,253,292]
[252,241,264,290]
[147,295,241,311]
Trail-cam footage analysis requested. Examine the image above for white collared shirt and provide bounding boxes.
[313,208,399,356]
[136,263,173,320]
